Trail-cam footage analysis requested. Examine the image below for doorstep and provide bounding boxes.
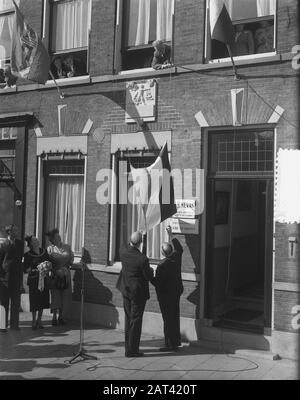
[189,339,281,361]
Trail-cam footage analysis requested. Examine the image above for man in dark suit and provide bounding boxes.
[153,226,184,352]
[0,224,24,331]
[116,231,154,357]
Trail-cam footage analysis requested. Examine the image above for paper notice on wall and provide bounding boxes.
[275,148,300,224]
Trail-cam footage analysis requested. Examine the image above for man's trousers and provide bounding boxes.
[157,293,181,348]
[0,281,20,329]
[123,296,146,356]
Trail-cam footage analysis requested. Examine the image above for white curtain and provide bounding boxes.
[127,0,174,46]
[0,13,13,64]
[45,177,84,253]
[51,0,91,51]
[223,0,233,18]
[213,0,275,20]
[257,0,275,17]
[0,0,19,12]
[156,0,174,42]
[0,16,5,63]
[135,0,151,46]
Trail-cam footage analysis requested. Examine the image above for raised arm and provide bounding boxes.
[166,225,183,254]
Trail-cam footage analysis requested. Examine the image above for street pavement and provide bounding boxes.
[0,312,298,380]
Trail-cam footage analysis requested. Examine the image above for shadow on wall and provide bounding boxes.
[72,248,119,328]
[186,282,200,320]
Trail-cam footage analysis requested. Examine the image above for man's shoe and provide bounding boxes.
[0,329,7,333]
[58,317,65,325]
[126,352,144,358]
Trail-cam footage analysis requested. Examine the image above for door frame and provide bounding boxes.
[201,125,276,334]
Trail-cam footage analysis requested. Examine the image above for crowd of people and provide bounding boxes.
[0,225,73,332]
[233,20,274,57]
[0,223,184,357]
[50,55,85,79]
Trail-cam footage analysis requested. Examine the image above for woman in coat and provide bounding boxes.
[46,229,74,326]
[24,236,51,330]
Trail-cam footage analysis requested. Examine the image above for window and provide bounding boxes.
[116,153,168,261]
[207,0,276,61]
[209,130,274,175]
[0,144,15,179]
[43,160,85,254]
[0,0,15,75]
[121,0,174,71]
[49,0,92,79]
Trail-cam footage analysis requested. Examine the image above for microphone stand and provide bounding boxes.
[68,260,97,364]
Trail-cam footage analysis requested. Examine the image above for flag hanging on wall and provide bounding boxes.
[209,0,235,46]
[130,142,177,232]
[10,0,50,84]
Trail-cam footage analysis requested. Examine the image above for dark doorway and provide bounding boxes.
[205,130,274,334]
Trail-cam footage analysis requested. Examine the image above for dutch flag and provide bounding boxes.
[130,142,177,232]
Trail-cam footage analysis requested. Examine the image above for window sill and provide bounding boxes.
[208,51,277,64]
[177,52,281,73]
[91,67,176,84]
[45,75,90,87]
[10,76,91,94]
[72,261,200,282]
[0,85,17,94]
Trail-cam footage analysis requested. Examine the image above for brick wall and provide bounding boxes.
[72,269,199,319]
[89,0,116,76]
[274,290,300,333]
[275,223,300,284]
[277,0,300,54]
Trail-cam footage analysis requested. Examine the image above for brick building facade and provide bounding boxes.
[0,0,299,359]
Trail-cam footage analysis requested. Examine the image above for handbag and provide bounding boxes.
[47,268,69,290]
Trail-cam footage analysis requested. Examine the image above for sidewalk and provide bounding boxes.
[0,312,298,380]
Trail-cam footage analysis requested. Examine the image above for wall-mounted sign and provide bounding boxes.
[0,127,17,141]
[170,218,199,235]
[125,79,157,123]
[173,199,197,219]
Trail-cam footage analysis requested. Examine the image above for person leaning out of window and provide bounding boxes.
[151,40,173,70]
[46,229,74,326]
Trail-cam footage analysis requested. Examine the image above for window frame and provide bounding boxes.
[114,150,168,264]
[42,159,85,256]
[115,0,175,74]
[204,0,278,64]
[43,0,92,81]
[36,154,87,258]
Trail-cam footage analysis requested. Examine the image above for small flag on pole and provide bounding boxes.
[130,142,177,232]
[10,0,50,84]
[209,0,235,46]
[209,0,240,79]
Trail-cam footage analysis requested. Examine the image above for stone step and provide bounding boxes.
[189,339,281,361]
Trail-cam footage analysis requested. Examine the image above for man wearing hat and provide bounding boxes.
[117,231,154,357]
[153,226,184,352]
